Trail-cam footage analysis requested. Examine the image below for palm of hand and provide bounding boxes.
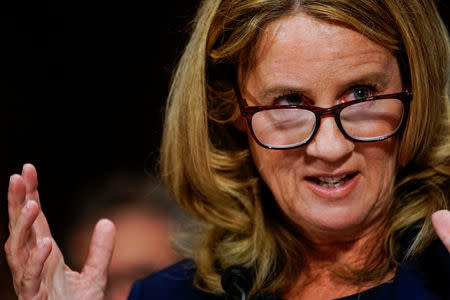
[4,164,450,300]
[432,210,450,253]
[5,164,115,300]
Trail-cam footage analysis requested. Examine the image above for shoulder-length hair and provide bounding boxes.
[160,0,450,297]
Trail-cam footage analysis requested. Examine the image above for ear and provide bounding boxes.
[233,115,247,132]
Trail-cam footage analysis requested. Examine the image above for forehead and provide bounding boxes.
[245,13,397,93]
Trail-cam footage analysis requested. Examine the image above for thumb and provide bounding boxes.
[431,210,450,252]
[82,219,116,285]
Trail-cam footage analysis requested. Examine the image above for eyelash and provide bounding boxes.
[273,92,306,106]
[272,83,380,106]
[344,83,379,101]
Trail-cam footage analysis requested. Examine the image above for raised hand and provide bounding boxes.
[5,164,116,299]
[432,209,450,253]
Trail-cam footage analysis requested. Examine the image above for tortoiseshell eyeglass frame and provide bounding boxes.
[233,80,413,150]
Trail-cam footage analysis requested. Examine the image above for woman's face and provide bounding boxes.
[243,13,403,243]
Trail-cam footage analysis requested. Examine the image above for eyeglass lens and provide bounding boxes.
[251,98,404,148]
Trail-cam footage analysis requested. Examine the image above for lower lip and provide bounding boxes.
[306,173,359,200]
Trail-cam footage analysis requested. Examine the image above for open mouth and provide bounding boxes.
[306,172,358,189]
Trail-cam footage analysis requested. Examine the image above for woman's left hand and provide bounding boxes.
[432,210,450,253]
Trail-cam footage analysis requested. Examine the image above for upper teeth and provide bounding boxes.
[318,175,347,183]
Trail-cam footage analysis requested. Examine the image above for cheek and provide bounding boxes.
[249,139,279,180]
[249,136,295,175]
[360,140,399,204]
[249,139,304,197]
[364,140,398,176]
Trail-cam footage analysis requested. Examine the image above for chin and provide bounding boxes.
[288,204,379,242]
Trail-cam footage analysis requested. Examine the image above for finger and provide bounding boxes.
[22,164,41,206]
[21,164,52,237]
[431,210,450,252]
[82,219,116,286]
[20,237,52,297]
[9,200,40,253]
[5,200,40,289]
[7,174,27,228]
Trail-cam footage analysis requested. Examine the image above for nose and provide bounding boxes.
[305,116,354,162]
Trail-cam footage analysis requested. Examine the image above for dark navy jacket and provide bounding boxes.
[127,239,450,299]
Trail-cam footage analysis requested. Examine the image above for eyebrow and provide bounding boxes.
[341,71,391,91]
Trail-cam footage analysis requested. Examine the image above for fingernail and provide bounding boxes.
[21,200,33,214]
[21,201,29,214]
[37,237,50,248]
[9,176,13,190]
[9,174,18,187]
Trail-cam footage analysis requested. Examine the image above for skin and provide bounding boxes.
[5,164,116,299]
[3,14,450,300]
[67,209,180,300]
[241,13,450,298]
[245,13,400,243]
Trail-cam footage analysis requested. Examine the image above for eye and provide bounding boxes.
[275,93,305,106]
[347,86,376,101]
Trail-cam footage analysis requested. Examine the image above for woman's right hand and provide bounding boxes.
[4,164,116,300]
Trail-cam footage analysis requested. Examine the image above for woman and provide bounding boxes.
[5,0,450,299]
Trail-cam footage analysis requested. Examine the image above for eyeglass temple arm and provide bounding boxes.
[232,76,248,109]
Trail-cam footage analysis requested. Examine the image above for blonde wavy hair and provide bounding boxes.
[160,0,450,297]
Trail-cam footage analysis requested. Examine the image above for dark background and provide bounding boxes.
[1,0,200,228]
[0,1,200,298]
[0,1,448,298]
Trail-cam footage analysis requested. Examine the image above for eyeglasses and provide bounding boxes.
[235,87,413,150]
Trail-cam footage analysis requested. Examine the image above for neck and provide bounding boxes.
[285,218,395,299]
